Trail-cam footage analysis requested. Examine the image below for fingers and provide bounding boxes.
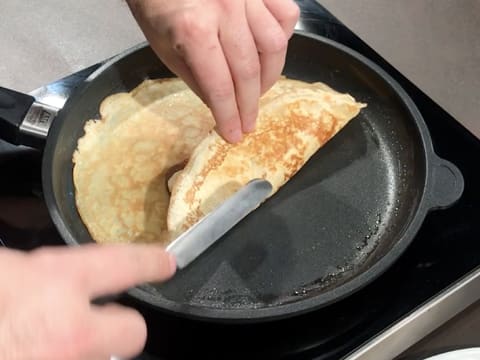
[33,244,176,298]
[220,1,261,133]
[263,0,300,39]
[246,0,287,54]
[81,244,176,298]
[179,39,242,143]
[258,50,288,95]
[170,13,242,143]
[127,0,299,143]
[88,304,147,359]
[154,49,205,102]
[246,0,288,94]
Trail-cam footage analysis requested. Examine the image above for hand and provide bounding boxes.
[127,0,300,143]
[0,244,176,360]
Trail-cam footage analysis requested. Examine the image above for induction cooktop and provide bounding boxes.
[0,1,479,359]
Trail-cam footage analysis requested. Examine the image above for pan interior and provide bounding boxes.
[47,34,426,318]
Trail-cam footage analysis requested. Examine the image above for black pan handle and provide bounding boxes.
[427,156,464,211]
[0,86,56,149]
[0,87,35,143]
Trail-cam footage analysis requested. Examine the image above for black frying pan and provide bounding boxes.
[0,32,464,323]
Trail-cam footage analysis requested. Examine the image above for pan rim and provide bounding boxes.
[42,31,438,322]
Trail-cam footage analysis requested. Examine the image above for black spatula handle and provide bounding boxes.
[0,87,35,145]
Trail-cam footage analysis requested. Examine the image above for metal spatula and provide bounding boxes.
[166,178,272,269]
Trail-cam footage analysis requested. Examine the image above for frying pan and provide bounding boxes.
[0,31,464,323]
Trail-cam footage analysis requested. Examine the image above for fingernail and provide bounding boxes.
[168,253,177,274]
[243,120,256,133]
[243,109,258,133]
[228,128,243,143]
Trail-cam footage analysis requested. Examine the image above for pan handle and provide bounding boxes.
[427,156,464,211]
[0,86,57,149]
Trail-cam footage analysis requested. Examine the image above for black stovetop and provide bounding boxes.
[1,1,479,359]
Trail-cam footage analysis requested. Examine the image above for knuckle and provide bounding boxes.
[170,12,212,48]
[240,59,261,80]
[284,1,301,21]
[208,83,235,103]
[268,31,288,53]
[217,0,234,12]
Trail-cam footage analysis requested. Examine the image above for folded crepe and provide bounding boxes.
[167,80,366,236]
[72,78,215,244]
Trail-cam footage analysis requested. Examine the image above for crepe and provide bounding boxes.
[72,78,215,244]
[72,76,365,244]
[167,80,366,236]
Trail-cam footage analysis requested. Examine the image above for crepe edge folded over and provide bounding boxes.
[71,77,213,244]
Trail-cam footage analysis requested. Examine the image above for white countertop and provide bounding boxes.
[1,0,145,92]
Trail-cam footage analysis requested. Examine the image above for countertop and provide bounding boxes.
[1,0,479,358]
[319,0,479,140]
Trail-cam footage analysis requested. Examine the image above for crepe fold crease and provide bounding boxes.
[72,77,366,244]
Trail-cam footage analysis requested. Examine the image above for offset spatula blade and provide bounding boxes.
[166,178,272,269]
